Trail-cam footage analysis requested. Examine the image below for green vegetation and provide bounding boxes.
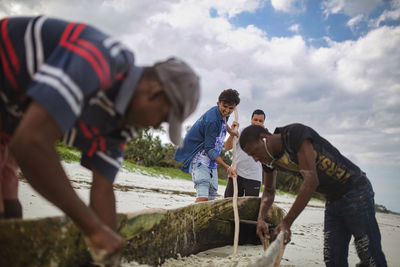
[55,142,81,162]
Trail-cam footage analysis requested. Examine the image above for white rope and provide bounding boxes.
[249,231,285,267]
[232,108,239,256]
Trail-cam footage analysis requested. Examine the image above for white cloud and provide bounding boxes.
[373,0,400,26]
[2,0,400,210]
[346,14,364,32]
[270,0,305,13]
[322,0,384,17]
[289,23,300,33]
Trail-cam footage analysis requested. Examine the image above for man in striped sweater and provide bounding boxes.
[0,16,200,265]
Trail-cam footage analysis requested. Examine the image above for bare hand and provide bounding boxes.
[274,222,292,245]
[227,167,237,178]
[256,218,270,248]
[227,122,239,137]
[231,121,239,130]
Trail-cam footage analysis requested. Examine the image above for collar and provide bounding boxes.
[115,65,144,115]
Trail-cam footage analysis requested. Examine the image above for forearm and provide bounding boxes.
[283,172,318,227]
[224,135,233,151]
[215,156,230,170]
[90,172,117,230]
[258,189,275,221]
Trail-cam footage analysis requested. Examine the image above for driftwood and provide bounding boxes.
[0,197,285,267]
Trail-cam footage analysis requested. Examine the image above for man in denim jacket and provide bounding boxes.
[175,89,240,202]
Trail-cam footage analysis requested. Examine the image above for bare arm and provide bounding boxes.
[215,156,237,178]
[277,139,319,243]
[256,170,276,244]
[224,135,234,151]
[10,101,122,253]
[90,171,117,231]
[224,121,239,151]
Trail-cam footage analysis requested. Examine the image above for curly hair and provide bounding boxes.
[218,89,240,105]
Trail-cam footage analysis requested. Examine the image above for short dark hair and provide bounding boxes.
[218,89,240,105]
[239,125,268,150]
[251,109,265,120]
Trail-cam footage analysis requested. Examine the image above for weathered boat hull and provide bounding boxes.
[0,197,285,266]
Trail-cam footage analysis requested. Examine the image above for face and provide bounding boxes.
[243,139,268,164]
[125,80,171,130]
[251,114,265,126]
[217,101,236,118]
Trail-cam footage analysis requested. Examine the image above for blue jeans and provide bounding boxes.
[191,162,218,199]
[324,178,387,267]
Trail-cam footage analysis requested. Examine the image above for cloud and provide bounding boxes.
[270,0,306,13]
[346,14,364,32]
[289,23,300,33]
[373,0,400,26]
[322,0,384,17]
[2,0,400,210]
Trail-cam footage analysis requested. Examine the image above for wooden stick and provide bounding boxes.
[232,108,239,256]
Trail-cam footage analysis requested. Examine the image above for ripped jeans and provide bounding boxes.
[323,177,387,267]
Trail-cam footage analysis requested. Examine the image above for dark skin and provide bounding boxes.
[243,133,319,246]
[9,75,171,258]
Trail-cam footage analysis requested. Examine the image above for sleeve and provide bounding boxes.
[287,124,314,154]
[80,132,126,182]
[26,25,118,134]
[262,163,274,173]
[204,120,222,161]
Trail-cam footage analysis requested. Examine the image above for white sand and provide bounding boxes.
[19,162,400,266]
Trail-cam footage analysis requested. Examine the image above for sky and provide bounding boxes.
[1,0,399,212]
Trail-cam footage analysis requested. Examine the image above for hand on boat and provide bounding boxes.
[274,222,292,245]
[84,225,124,267]
[256,218,270,249]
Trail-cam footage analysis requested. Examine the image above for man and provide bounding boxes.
[239,123,387,267]
[0,16,200,265]
[224,109,266,198]
[174,89,240,202]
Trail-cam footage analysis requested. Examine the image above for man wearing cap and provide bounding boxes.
[0,16,200,265]
[174,89,240,202]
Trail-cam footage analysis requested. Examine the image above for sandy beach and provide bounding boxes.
[19,162,400,266]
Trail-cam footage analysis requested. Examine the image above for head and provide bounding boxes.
[217,89,240,118]
[251,109,265,127]
[125,58,200,145]
[239,125,270,163]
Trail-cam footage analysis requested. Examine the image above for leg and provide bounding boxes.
[208,168,218,201]
[323,200,352,267]
[192,163,210,202]
[341,180,387,267]
[236,176,245,197]
[0,144,22,219]
[242,177,261,197]
[224,177,234,198]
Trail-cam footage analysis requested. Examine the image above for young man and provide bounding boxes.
[174,89,240,202]
[239,123,387,267]
[0,16,200,265]
[224,109,266,198]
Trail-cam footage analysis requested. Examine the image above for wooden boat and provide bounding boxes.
[0,197,285,267]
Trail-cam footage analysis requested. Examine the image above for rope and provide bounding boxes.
[231,108,239,256]
[250,231,286,267]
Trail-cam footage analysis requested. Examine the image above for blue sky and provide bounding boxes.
[1,0,400,212]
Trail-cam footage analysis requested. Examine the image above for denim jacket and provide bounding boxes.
[174,106,228,173]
